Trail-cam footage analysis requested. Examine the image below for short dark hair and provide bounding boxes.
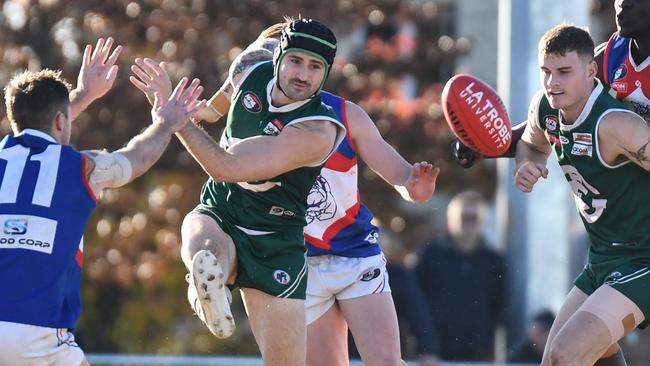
[4,69,71,132]
[538,24,594,61]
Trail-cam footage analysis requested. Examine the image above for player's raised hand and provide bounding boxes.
[76,37,122,102]
[404,161,441,203]
[130,58,173,106]
[452,139,482,168]
[151,77,206,133]
[514,161,548,192]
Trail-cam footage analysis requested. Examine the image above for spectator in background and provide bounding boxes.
[415,190,507,362]
[508,309,556,364]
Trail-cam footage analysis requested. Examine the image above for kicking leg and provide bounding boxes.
[307,302,349,366]
[180,212,236,279]
[181,212,237,338]
[241,287,307,366]
[340,293,402,366]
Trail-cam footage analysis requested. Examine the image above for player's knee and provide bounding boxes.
[549,340,580,366]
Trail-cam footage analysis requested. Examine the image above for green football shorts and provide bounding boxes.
[193,205,307,299]
[575,256,650,328]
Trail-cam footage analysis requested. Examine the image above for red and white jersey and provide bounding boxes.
[603,32,650,121]
[304,92,381,258]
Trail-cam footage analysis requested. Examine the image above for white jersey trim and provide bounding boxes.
[595,108,636,169]
[560,81,604,131]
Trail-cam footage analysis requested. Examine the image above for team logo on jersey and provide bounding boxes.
[242,92,262,113]
[360,268,381,282]
[571,143,592,157]
[306,175,337,224]
[544,115,558,131]
[3,218,27,235]
[559,136,569,145]
[273,270,291,285]
[365,230,379,244]
[573,133,592,145]
[613,64,628,81]
[263,118,284,136]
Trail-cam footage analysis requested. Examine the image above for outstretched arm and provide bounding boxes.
[175,119,338,183]
[70,38,122,120]
[83,78,206,196]
[345,101,440,202]
[452,120,527,168]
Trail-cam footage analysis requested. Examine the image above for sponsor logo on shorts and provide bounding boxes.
[269,206,295,217]
[609,271,622,278]
[273,270,291,285]
[360,268,381,282]
[242,92,262,113]
[544,115,558,131]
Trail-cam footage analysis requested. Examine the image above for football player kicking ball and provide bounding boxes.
[133,19,347,366]
[515,24,650,366]
[0,39,205,365]
[132,19,440,366]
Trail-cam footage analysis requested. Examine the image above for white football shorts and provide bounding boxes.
[306,253,391,325]
[0,321,85,366]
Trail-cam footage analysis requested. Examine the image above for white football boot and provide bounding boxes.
[186,250,235,338]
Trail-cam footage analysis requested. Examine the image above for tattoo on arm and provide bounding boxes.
[625,138,650,164]
[231,49,273,79]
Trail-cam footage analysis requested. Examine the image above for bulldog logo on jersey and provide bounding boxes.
[544,115,558,131]
[306,175,337,224]
[273,270,291,285]
[242,92,262,113]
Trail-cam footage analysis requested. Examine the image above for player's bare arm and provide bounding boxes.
[69,37,122,120]
[514,113,551,193]
[598,110,650,170]
[175,119,338,183]
[346,101,439,202]
[84,78,205,196]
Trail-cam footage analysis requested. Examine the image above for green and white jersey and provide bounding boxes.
[533,81,650,260]
[199,61,344,233]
